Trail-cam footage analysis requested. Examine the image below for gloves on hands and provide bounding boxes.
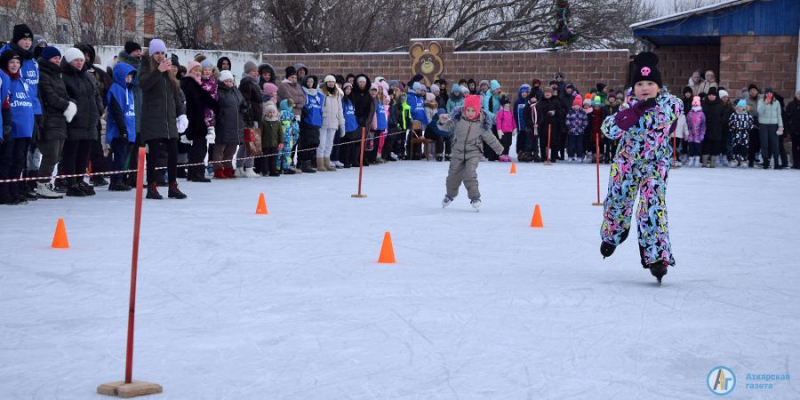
[64,101,77,123]
[278,143,285,151]
[614,98,657,131]
[176,114,189,133]
[498,131,504,139]
[512,129,518,137]
[340,126,346,138]
[180,135,192,145]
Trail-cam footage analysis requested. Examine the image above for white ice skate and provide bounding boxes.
[442,195,453,209]
[470,198,481,211]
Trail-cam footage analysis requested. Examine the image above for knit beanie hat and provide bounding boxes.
[12,24,34,45]
[264,102,278,117]
[718,89,728,98]
[450,84,462,95]
[631,52,663,88]
[583,99,593,107]
[219,70,234,82]
[64,47,85,63]
[0,50,22,71]
[244,61,257,74]
[736,99,747,108]
[425,93,436,102]
[370,83,379,91]
[708,87,718,97]
[263,82,278,96]
[148,39,167,54]
[343,82,353,90]
[464,95,481,113]
[593,96,602,106]
[33,34,47,47]
[40,46,61,61]
[201,59,213,70]
[412,82,425,92]
[478,79,489,88]
[430,84,440,94]
[388,80,399,88]
[285,65,297,78]
[691,96,701,107]
[356,75,367,84]
[324,74,336,83]
[187,61,201,72]
[543,86,553,94]
[125,41,142,55]
[747,84,759,92]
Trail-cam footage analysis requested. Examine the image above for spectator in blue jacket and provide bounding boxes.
[299,75,323,173]
[0,49,36,204]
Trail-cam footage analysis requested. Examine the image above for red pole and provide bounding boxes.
[593,131,602,206]
[544,124,552,165]
[125,146,146,384]
[352,127,367,198]
[672,133,679,168]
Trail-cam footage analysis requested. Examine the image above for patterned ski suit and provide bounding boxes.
[279,109,299,170]
[600,90,683,266]
[728,112,754,162]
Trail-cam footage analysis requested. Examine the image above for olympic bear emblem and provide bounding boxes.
[409,41,444,87]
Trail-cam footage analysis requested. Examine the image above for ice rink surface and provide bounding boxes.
[1,161,798,399]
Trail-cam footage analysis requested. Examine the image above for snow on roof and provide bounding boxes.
[630,0,753,29]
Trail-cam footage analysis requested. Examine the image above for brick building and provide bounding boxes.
[631,0,800,99]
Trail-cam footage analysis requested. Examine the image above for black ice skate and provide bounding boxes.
[648,261,669,285]
[600,228,630,258]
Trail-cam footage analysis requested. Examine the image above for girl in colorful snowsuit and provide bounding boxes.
[599,52,683,284]
[728,99,754,167]
[685,96,706,167]
[279,99,299,174]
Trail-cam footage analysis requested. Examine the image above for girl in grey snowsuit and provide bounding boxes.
[438,94,504,210]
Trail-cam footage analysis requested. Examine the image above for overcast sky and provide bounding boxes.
[646,0,730,16]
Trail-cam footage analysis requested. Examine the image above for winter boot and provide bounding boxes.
[282,168,296,175]
[442,195,453,209]
[66,182,87,197]
[316,157,326,171]
[78,181,96,196]
[168,182,187,199]
[600,242,616,258]
[224,167,237,178]
[709,156,717,168]
[302,160,317,173]
[108,178,129,192]
[146,183,163,200]
[35,182,63,199]
[701,155,710,168]
[244,167,260,178]
[214,168,227,179]
[236,166,247,177]
[323,157,337,171]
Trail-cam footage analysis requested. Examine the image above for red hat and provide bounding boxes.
[573,95,582,107]
[464,95,481,112]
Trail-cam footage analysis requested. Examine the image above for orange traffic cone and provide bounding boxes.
[256,192,268,215]
[378,231,396,264]
[510,162,517,174]
[530,204,543,228]
[52,218,69,249]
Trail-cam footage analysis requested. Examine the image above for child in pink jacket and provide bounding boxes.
[495,97,516,161]
[685,96,706,167]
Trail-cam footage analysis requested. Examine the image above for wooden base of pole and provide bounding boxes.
[351,194,368,198]
[97,381,162,398]
[544,160,552,166]
[592,202,602,206]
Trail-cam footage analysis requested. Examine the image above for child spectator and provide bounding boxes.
[0,49,36,204]
[513,84,530,160]
[299,75,323,173]
[701,87,724,168]
[672,110,688,167]
[728,99,754,167]
[279,99,299,174]
[446,84,464,114]
[566,96,588,163]
[105,62,137,191]
[262,82,278,104]
[522,95,539,161]
[686,96,706,167]
[495,97,516,162]
[260,102,284,176]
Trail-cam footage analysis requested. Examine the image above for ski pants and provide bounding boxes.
[445,154,481,200]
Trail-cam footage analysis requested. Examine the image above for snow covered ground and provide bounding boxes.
[1,160,799,399]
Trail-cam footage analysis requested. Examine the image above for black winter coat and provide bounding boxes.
[536,97,563,134]
[180,77,218,141]
[138,56,186,142]
[37,58,70,141]
[786,99,800,135]
[702,98,725,141]
[61,60,103,141]
[352,74,374,128]
[215,84,247,144]
[239,75,262,127]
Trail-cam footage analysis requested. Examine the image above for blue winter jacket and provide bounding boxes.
[514,84,530,131]
[343,97,358,132]
[0,44,40,114]
[5,71,35,139]
[375,100,387,130]
[481,80,502,124]
[407,91,428,126]
[0,70,8,141]
[302,88,324,127]
[106,63,137,143]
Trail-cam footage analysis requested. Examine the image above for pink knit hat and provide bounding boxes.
[262,82,278,97]
[692,96,701,107]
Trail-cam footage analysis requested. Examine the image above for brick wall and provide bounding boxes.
[720,35,798,99]
[653,44,720,95]
[261,40,629,101]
